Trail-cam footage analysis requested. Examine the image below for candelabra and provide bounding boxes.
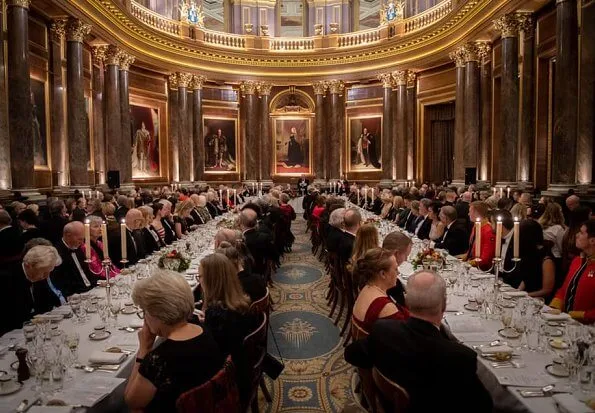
[102,259,113,310]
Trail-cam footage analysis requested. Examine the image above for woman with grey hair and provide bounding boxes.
[125,270,224,412]
[82,215,120,279]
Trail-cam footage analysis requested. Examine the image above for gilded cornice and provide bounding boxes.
[326,80,345,94]
[190,75,206,90]
[119,52,135,71]
[177,72,193,88]
[493,13,521,38]
[105,45,122,66]
[91,45,108,65]
[240,81,258,95]
[517,13,534,37]
[168,73,179,89]
[377,73,394,89]
[392,70,408,86]
[7,0,31,9]
[407,71,417,88]
[66,18,92,43]
[312,81,328,95]
[449,47,466,67]
[257,82,273,96]
[50,19,67,43]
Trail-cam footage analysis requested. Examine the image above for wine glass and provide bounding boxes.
[109,301,122,328]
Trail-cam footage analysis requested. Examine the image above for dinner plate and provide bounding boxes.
[498,328,521,339]
[0,380,22,395]
[549,339,569,350]
[185,269,199,275]
[545,328,564,337]
[121,306,138,315]
[545,364,569,377]
[464,303,479,312]
[89,331,111,341]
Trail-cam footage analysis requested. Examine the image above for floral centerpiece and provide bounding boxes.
[158,250,191,273]
[216,217,237,229]
[411,248,446,270]
[365,217,381,227]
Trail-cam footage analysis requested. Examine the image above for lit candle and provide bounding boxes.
[219,189,222,204]
[96,190,100,198]
[507,186,511,198]
[252,182,255,193]
[357,187,360,205]
[495,216,503,258]
[234,189,237,206]
[499,187,503,198]
[513,216,520,258]
[474,218,481,260]
[84,219,91,261]
[120,219,127,262]
[492,187,496,195]
[101,222,109,259]
[226,189,230,205]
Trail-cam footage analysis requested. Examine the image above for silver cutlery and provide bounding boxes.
[15,397,41,412]
[519,385,569,397]
[74,363,120,373]
[491,361,525,369]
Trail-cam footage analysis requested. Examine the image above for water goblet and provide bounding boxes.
[109,300,122,328]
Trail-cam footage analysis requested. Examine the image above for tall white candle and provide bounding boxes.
[120,219,127,262]
[495,216,503,258]
[499,187,503,198]
[474,218,481,260]
[234,189,237,206]
[513,217,520,258]
[357,187,360,205]
[101,222,109,259]
[226,189,230,205]
[219,189,222,205]
[507,187,511,198]
[84,219,91,261]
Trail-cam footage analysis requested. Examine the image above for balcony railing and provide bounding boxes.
[403,0,452,33]
[337,27,382,48]
[203,30,247,49]
[130,1,181,37]
[270,38,315,51]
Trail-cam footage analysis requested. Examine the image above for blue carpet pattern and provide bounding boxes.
[260,217,358,412]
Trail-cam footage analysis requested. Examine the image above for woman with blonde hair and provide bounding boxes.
[388,195,404,221]
[382,231,413,306]
[138,205,164,255]
[172,199,194,238]
[510,202,528,221]
[379,192,394,219]
[350,224,380,269]
[538,202,566,259]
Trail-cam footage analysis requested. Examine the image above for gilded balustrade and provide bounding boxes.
[403,0,453,33]
[130,1,181,37]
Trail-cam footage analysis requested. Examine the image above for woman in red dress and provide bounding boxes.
[465,201,496,271]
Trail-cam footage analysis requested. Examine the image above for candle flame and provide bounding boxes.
[497,216,502,222]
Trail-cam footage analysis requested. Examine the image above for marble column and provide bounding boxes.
[258,82,272,182]
[168,74,179,182]
[104,46,122,179]
[494,14,520,185]
[406,72,417,181]
[462,42,480,176]
[49,20,67,187]
[479,42,493,183]
[578,0,594,186]
[449,48,465,184]
[518,15,535,187]
[66,19,91,186]
[241,81,259,181]
[191,75,205,182]
[91,46,106,185]
[119,52,135,185]
[0,2,8,189]
[327,80,344,181]
[177,73,192,182]
[378,74,393,184]
[393,70,408,183]
[313,82,327,182]
[7,0,34,189]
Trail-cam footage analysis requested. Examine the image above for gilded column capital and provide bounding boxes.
[476,41,492,62]
[392,70,408,86]
[50,19,67,43]
[65,18,92,43]
[104,45,121,66]
[118,53,135,71]
[493,14,521,38]
[327,80,345,95]
[312,81,328,95]
[517,13,534,37]
[177,73,193,88]
[240,81,258,95]
[377,73,394,89]
[190,75,206,90]
[91,45,108,66]
[7,0,31,9]
[449,47,466,67]
[168,73,179,90]
[406,71,417,88]
[257,82,273,96]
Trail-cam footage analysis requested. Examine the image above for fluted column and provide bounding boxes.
[168,74,179,182]
[177,73,192,182]
[313,82,327,181]
[450,48,465,184]
[518,15,535,187]
[406,72,417,181]
[66,19,92,186]
[258,82,272,182]
[578,0,595,186]
[191,75,205,182]
[328,80,344,181]
[0,2,9,189]
[495,14,520,185]
[462,42,481,177]
[378,74,393,184]
[105,46,122,179]
[119,52,135,184]
[241,81,259,181]
[479,42,493,183]
[393,70,408,183]
[7,0,33,189]
[50,20,67,186]
[91,46,106,185]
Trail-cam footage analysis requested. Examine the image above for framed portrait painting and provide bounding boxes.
[273,117,312,175]
[203,117,238,173]
[347,115,382,172]
[131,104,161,178]
[30,78,50,168]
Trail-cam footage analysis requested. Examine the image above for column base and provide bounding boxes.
[11,189,46,202]
[118,183,136,194]
[495,181,518,188]
[516,181,534,190]
[379,179,394,189]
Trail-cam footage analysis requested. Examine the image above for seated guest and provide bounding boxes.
[310,195,326,230]
[489,210,522,288]
[345,270,493,413]
[109,209,145,268]
[198,253,255,401]
[0,245,64,334]
[215,228,241,249]
[81,216,120,279]
[379,192,394,219]
[126,270,224,412]
[158,200,177,245]
[71,197,87,222]
[434,206,468,256]
[510,202,528,221]
[517,220,556,300]
[189,194,212,225]
[350,223,379,267]
[217,241,265,302]
[150,202,168,245]
[0,210,24,264]
[539,202,566,262]
[466,201,496,271]
[382,232,413,307]
[18,209,42,245]
[413,198,432,240]
[114,195,130,222]
[326,207,346,254]
[86,198,105,220]
[40,200,69,244]
[173,199,194,238]
[428,202,444,241]
[352,248,409,333]
[52,221,99,297]
[239,209,274,276]
[368,190,382,214]
[396,195,413,227]
[339,208,362,263]
[102,202,119,233]
[550,219,595,324]
[404,200,420,234]
[387,195,404,221]
[138,206,164,255]
[205,191,222,217]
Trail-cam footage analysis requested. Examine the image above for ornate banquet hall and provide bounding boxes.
[0,0,595,412]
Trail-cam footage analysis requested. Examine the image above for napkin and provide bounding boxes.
[129,318,144,328]
[88,351,127,365]
[542,312,571,321]
[503,291,528,298]
[553,394,595,413]
[29,407,73,413]
[49,308,72,316]
[470,274,493,280]
[479,345,513,355]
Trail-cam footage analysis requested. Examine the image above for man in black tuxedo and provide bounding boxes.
[114,195,130,222]
[239,209,274,276]
[405,201,421,234]
[0,210,24,264]
[109,209,144,268]
[493,210,520,288]
[298,175,309,196]
[52,222,99,298]
[40,200,69,244]
[434,206,468,256]
[345,270,492,413]
[413,198,432,240]
[158,199,177,245]
[71,197,87,222]
[338,208,361,263]
[397,195,413,227]
[326,208,346,254]
[456,191,472,231]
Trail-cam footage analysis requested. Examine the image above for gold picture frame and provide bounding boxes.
[272,115,313,177]
[346,114,383,173]
[30,76,51,171]
[203,116,239,174]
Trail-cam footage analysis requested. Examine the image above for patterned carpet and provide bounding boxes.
[260,217,360,413]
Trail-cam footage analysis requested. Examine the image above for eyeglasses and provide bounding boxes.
[137,310,144,319]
